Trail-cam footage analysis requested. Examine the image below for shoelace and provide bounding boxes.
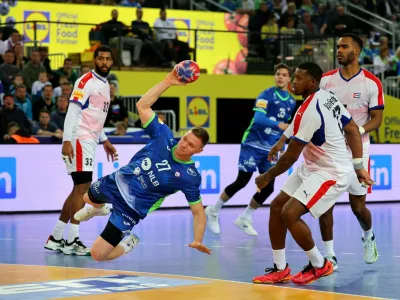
[301,262,316,275]
[364,239,375,250]
[264,264,279,274]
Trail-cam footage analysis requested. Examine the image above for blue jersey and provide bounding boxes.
[241,87,296,152]
[115,113,202,217]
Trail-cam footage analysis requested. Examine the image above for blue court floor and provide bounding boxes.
[0,204,399,299]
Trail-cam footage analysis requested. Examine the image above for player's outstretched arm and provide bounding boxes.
[136,67,185,126]
[188,202,211,255]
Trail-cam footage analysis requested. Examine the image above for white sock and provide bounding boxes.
[121,243,131,255]
[52,220,67,241]
[272,249,287,270]
[213,198,225,212]
[67,224,80,244]
[305,246,325,268]
[363,228,373,240]
[242,205,255,220]
[323,240,335,257]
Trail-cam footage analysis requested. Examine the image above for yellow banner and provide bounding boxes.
[4,2,245,74]
[370,95,400,144]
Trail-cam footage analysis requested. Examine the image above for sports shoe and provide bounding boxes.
[62,238,91,256]
[325,255,338,271]
[234,215,258,236]
[291,259,333,285]
[363,233,378,264]
[205,206,220,234]
[120,234,140,255]
[253,264,292,284]
[74,205,111,222]
[44,235,65,252]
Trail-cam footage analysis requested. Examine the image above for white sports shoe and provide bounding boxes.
[363,233,378,264]
[234,215,258,236]
[62,238,91,256]
[205,206,220,234]
[121,234,140,255]
[74,205,111,222]
[44,235,65,252]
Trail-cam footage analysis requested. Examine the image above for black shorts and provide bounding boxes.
[71,171,92,185]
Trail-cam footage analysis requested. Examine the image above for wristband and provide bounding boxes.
[359,126,365,135]
[352,158,364,170]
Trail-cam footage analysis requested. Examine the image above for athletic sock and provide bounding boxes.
[213,198,225,213]
[242,205,255,220]
[323,240,335,257]
[363,228,373,240]
[67,224,80,244]
[52,220,67,241]
[306,246,325,269]
[272,249,287,271]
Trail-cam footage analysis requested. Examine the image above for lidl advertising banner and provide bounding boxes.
[0,144,399,212]
[3,2,246,74]
[370,95,400,144]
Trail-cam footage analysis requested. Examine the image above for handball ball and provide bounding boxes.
[174,60,200,84]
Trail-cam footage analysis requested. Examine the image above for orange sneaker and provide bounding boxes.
[252,264,292,284]
[291,259,333,285]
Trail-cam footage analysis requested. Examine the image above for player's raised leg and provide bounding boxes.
[206,170,252,234]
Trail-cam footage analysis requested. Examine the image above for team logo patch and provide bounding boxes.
[141,158,152,171]
[353,93,361,98]
[175,172,180,177]
[72,90,84,100]
[187,167,197,176]
[256,99,267,109]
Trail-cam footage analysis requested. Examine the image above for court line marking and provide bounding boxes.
[0,238,13,241]
[0,218,58,222]
[157,244,172,246]
[236,247,250,249]
[341,253,355,255]
[0,263,387,300]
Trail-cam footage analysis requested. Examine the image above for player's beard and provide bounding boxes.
[95,64,111,78]
[338,52,356,66]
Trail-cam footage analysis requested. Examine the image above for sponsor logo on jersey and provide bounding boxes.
[186,167,197,176]
[256,99,267,109]
[72,90,84,101]
[175,172,180,177]
[133,167,141,176]
[244,156,256,168]
[141,158,152,171]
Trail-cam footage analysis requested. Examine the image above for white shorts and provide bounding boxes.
[65,139,97,174]
[281,164,351,219]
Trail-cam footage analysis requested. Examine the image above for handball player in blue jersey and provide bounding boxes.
[74,69,211,261]
[206,64,297,236]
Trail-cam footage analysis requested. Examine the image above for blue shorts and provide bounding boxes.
[89,173,141,234]
[238,145,274,174]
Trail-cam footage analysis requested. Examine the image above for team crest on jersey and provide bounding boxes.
[256,99,267,109]
[141,158,152,171]
[133,167,141,176]
[187,167,197,176]
[175,172,180,177]
[353,93,361,98]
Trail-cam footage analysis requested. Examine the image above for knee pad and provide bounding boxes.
[253,178,275,205]
[225,171,253,198]
[100,221,124,247]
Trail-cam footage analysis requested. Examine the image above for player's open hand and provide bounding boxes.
[189,242,211,255]
[356,168,375,188]
[165,66,186,86]
[103,140,118,162]
[62,141,74,164]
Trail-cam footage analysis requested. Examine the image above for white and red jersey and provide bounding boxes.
[69,71,110,142]
[320,68,384,145]
[284,89,353,177]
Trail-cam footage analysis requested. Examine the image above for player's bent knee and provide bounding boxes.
[100,221,124,248]
[270,199,283,216]
[281,203,298,227]
[90,248,106,262]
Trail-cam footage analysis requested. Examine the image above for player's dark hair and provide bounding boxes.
[94,45,112,59]
[297,62,323,82]
[190,127,209,146]
[274,63,291,76]
[341,33,363,52]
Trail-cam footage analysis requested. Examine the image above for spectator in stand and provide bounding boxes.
[8,74,23,95]
[248,2,273,45]
[359,34,374,64]
[0,50,20,92]
[81,64,91,75]
[31,71,52,100]
[32,109,62,139]
[154,8,191,64]
[110,121,128,136]
[297,0,315,16]
[132,8,171,67]
[298,11,319,36]
[21,50,46,94]
[61,83,72,98]
[6,29,22,51]
[221,0,237,11]
[0,93,32,140]
[237,0,255,14]
[280,17,297,35]
[279,2,298,28]
[261,15,279,42]
[3,122,39,144]
[14,85,32,120]
[380,36,395,56]
[120,0,143,6]
[0,29,7,55]
[105,81,128,127]
[38,46,53,75]
[13,43,28,70]
[51,95,68,130]
[329,5,354,37]
[33,84,55,121]
[312,3,329,35]
[55,58,78,84]
[53,75,68,98]
[373,46,392,76]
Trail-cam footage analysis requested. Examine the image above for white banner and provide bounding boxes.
[0,144,398,212]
